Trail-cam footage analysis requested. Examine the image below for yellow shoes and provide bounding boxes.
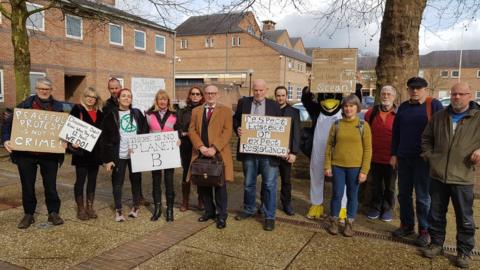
[339,208,347,224]
[306,205,324,219]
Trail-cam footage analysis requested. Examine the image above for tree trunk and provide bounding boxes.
[375,0,427,102]
[10,0,31,104]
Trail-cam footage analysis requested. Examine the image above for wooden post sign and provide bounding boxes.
[58,115,102,152]
[311,48,358,93]
[239,114,291,156]
[129,132,181,173]
[10,108,69,153]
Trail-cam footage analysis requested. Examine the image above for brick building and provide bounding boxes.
[356,50,480,99]
[174,12,311,107]
[0,0,175,108]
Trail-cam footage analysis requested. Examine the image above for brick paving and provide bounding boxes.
[70,211,214,270]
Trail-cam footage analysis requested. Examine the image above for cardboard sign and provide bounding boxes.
[129,132,181,173]
[131,77,165,113]
[239,114,291,156]
[311,48,358,93]
[10,108,68,153]
[58,115,102,152]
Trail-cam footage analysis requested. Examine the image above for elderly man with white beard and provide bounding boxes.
[364,85,397,222]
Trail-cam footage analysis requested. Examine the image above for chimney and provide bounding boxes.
[262,20,276,32]
[96,0,116,6]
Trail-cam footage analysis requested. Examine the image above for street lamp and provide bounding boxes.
[248,69,254,96]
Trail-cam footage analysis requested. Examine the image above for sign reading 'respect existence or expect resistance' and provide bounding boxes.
[10,109,69,153]
[58,115,102,152]
[239,114,291,156]
[311,48,358,93]
[129,132,181,173]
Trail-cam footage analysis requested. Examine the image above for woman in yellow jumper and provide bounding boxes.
[325,94,372,237]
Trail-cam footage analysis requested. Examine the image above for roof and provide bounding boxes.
[175,13,246,36]
[262,30,287,43]
[290,37,302,46]
[60,0,174,33]
[304,47,319,57]
[420,50,480,69]
[260,38,312,64]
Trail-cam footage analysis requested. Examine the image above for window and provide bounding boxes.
[134,30,146,50]
[65,14,82,39]
[0,69,4,102]
[232,36,240,47]
[117,78,124,88]
[205,37,214,48]
[418,69,424,77]
[438,90,449,99]
[451,70,460,78]
[247,25,254,35]
[288,60,293,69]
[109,23,123,45]
[476,91,480,99]
[29,72,46,95]
[477,70,480,78]
[296,87,302,99]
[440,70,449,78]
[180,39,188,49]
[287,83,293,100]
[155,34,165,54]
[26,2,45,31]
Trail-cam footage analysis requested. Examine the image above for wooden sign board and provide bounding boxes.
[129,132,181,173]
[131,77,165,113]
[239,114,291,156]
[311,48,358,93]
[10,108,69,153]
[59,115,102,152]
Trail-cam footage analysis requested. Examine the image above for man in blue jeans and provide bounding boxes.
[233,79,281,231]
[390,77,443,246]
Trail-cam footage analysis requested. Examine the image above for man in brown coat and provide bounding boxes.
[188,85,233,229]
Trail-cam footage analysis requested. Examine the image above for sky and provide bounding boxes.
[117,0,480,55]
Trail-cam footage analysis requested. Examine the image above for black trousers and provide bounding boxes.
[74,165,99,198]
[370,162,396,212]
[428,179,475,255]
[279,160,293,207]
[112,159,141,210]
[16,154,61,215]
[198,184,228,220]
[151,169,174,205]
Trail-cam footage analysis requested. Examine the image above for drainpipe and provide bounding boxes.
[173,32,176,100]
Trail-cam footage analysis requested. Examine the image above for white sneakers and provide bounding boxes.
[115,209,126,222]
[128,207,140,218]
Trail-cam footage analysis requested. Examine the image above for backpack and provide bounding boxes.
[332,119,365,148]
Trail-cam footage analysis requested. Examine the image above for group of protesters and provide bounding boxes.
[2,75,479,268]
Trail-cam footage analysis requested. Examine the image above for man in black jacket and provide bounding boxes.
[274,86,301,215]
[102,78,121,117]
[233,79,281,231]
[2,77,65,229]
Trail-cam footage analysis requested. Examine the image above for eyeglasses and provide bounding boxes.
[205,92,217,96]
[36,87,52,91]
[190,92,202,96]
[451,92,470,97]
[85,95,98,99]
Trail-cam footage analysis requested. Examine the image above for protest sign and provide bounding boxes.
[131,77,165,113]
[10,108,68,153]
[239,114,291,156]
[129,132,181,173]
[311,48,357,93]
[58,115,102,152]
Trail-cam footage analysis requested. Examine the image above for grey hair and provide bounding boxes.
[341,94,362,113]
[381,85,397,95]
[36,77,53,88]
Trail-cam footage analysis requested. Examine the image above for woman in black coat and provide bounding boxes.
[101,88,148,222]
[69,87,104,221]
[177,86,205,211]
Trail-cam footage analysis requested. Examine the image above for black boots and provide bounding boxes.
[151,203,162,221]
[166,196,174,222]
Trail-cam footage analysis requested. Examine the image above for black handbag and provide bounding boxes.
[190,154,225,187]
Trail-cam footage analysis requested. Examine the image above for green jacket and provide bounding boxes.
[421,102,480,185]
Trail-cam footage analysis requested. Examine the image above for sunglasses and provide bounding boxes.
[190,92,202,96]
[85,95,98,99]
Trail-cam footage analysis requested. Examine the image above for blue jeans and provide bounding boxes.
[242,156,278,219]
[397,157,430,231]
[330,166,360,219]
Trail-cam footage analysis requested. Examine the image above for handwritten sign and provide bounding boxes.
[311,48,358,93]
[10,109,68,153]
[131,77,165,113]
[239,114,291,156]
[58,115,102,152]
[129,132,181,173]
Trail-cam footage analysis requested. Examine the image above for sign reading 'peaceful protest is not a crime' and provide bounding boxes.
[239,114,291,156]
[311,48,358,93]
[11,108,69,153]
[129,132,181,173]
[58,115,102,152]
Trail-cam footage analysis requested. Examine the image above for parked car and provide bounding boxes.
[362,96,375,109]
[440,97,450,107]
[292,103,311,122]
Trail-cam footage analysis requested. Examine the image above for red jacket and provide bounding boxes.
[365,106,396,164]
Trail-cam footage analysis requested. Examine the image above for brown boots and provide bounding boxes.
[75,193,97,220]
[327,217,354,237]
[180,182,191,212]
